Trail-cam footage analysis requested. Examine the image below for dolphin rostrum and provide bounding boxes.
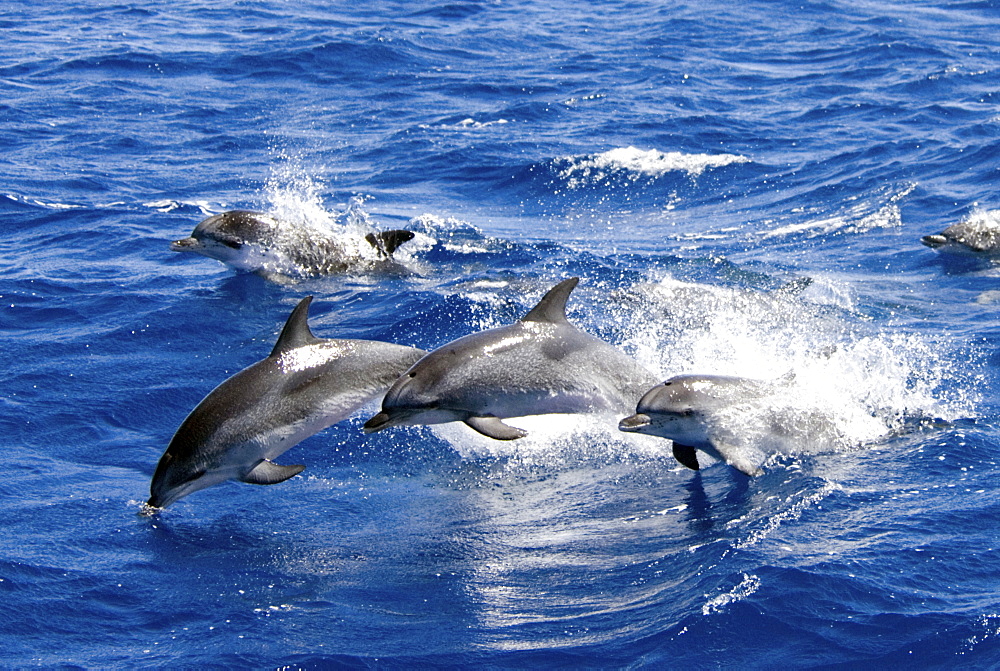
[362,277,660,440]
[146,296,426,509]
[619,374,845,476]
[171,210,416,278]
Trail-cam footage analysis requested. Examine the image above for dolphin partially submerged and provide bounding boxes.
[619,374,845,476]
[171,210,416,278]
[921,212,1000,256]
[146,296,426,509]
[363,277,660,440]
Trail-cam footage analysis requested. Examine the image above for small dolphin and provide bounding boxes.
[363,278,660,440]
[147,296,426,509]
[921,213,1000,256]
[619,374,844,476]
[171,210,416,278]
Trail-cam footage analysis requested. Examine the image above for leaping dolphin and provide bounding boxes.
[171,210,416,278]
[619,374,845,476]
[362,277,660,440]
[146,296,426,509]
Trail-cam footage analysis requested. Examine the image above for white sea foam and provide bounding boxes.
[702,573,761,615]
[762,184,915,239]
[615,274,978,456]
[420,118,510,131]
[556,146,750,188]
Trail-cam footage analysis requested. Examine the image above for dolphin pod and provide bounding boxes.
[146,296,426,509]
[150,273,854,509]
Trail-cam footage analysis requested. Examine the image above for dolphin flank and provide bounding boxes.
[363,277,660,440]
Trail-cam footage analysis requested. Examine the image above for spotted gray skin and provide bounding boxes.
[363,278,660,440]
[147,296,426,509]
[921,220,1000,256]
[170,210,415,277]
[619,375,772,476]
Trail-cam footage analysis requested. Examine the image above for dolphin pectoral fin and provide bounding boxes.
[671,442,701,471]
[464,416,528,440]
[241,460,306,485]
[729,460,765,477]
[712,440,765,477]
[365,230,415,257]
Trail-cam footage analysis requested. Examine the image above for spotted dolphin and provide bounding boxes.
[921,212,1000,256]
[171,210,415,278]
[363,277,660,440]
[619,374,845,476]
[146,296,426,509]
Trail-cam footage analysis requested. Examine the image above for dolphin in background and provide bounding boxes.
[171,210,416,279]
[921,210,1000,256]
[363,277,660,440]
[146,296,426,510]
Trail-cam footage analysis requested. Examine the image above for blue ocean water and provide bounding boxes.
[3,0,1000,666]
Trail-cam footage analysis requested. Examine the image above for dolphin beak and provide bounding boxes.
[362,412,393,433]
[144,496,166,511]
[921,234,946,248]
[619,413,651,432]
[171,236,202,252]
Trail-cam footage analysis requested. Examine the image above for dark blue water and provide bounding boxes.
[3,0,1000,667]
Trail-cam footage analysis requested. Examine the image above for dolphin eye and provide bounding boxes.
[220,238,242,249]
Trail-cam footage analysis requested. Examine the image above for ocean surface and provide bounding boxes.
[3,0,1000,667]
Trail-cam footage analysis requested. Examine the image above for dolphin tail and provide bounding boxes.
[365,230,415,257]
[241,460,306,485]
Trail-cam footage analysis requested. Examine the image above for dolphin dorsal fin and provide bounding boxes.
[520,277,579,323]
[270,296,322,357]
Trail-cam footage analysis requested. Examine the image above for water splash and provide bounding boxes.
[616,274,978,454]
[701,573,761,615]
[554,146,750,188]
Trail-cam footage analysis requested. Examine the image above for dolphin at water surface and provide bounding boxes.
[363,277,660,440]
[921,212,1000,256]
[619,374,846,476]
[171,210,415,278]
[146,296,426,509]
